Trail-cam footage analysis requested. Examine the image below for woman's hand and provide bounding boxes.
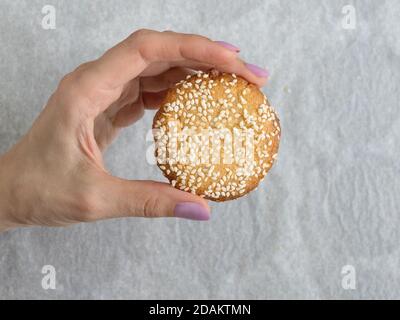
[0,29,268,231]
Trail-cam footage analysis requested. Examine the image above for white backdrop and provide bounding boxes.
[0,0,399,299]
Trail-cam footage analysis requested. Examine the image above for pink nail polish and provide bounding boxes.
[174,202,210,221]
[245,63,269,78]
[215,41,240,52]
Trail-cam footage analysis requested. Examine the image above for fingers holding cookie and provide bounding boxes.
[88,30,268,93]
[90,174,210,221]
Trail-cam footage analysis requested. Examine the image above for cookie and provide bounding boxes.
[152,70,280,202]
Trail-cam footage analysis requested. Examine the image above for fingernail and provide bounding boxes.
[245,63,269,78]
[174,202,210,221]
[215,41,240,52]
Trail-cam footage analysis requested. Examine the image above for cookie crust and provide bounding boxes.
[153,70,280,202]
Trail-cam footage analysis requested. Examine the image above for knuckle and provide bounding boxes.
[140,188,161,217]
[142,197,159,218]
[134,28,154,36]
[162,30,176,35]
[58,72,75,92]
[58,62,96,92]
[57,72,86,102]
[56,73,84,112]
[127,29,155,45]
[56,65,98,110]
[126,29,162,62]
[59,63,91,89]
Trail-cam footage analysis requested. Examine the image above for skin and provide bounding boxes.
[0,29,267,232]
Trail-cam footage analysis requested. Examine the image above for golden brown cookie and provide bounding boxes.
[152,70,280,202]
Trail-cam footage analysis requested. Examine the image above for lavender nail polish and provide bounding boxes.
[174,202,210,221]
[215,41,240,52]
[245,63,269,78]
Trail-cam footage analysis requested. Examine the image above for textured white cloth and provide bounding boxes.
[0,0,399,299]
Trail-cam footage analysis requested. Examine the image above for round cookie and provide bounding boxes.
[152,70,280,202]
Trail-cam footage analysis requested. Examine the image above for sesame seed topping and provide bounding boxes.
[153,71,280,201]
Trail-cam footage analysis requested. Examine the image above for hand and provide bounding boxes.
[0,29,269,231]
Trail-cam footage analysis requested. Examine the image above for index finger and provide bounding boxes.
[92,29,267,89]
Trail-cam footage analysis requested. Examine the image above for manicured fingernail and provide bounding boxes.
[174,202,210,221]
[215,41,240,52]
[245,63,269,78]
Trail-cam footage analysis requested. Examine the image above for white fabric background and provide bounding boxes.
[0,0,399,299]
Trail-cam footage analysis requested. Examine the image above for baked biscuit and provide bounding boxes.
[152,70,280,201]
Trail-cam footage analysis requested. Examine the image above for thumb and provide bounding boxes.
[95,176,211,221]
